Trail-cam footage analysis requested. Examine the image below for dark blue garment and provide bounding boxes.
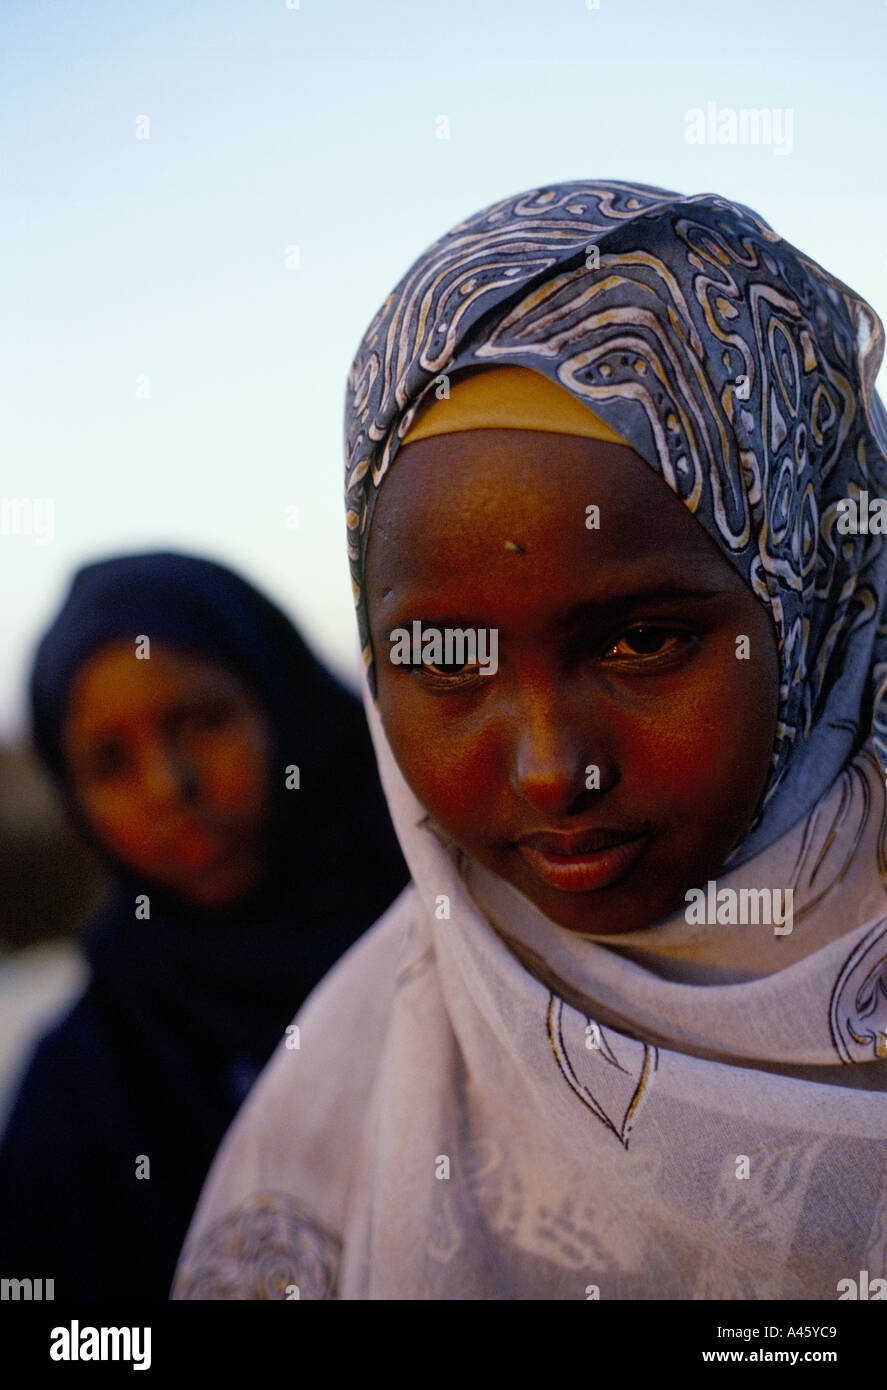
[0,552,408,1299]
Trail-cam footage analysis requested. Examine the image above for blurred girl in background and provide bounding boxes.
[0,550,407,1298]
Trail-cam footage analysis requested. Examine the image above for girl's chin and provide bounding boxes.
[163,856,265,910]
[510,868,690,937]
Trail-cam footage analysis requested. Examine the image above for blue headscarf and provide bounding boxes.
[344,180,887,865]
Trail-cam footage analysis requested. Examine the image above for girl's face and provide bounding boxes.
[63,641,273,909]
[366,429,781,936]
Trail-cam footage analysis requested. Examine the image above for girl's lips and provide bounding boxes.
[517,833,651,893]
[165,825,225,872]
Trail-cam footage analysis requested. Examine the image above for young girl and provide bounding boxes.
[173,181,887,1300]
[0,551,406,1298]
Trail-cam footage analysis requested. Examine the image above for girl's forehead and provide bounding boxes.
[65,642,249,730]
[365,428,750,627]
[368,429,723,563]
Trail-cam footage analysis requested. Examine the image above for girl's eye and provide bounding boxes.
[178,702,232,733]
[601,625,691,659]
[417,660,483,689]
[85,740,129,782]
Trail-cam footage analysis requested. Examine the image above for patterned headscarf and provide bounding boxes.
[344,179,887,865]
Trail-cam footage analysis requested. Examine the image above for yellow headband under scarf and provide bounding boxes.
[401,366,629,446]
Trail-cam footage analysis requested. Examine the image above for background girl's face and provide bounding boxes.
[366,429,781,936]
[63,641,273,909]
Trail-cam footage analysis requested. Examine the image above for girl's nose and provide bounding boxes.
[509,682,614,818]
[140,739,200,806]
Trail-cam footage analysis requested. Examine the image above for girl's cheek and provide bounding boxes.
[80,786,124,834]
[643,681,771,814]
[86,799,151,864]
[386,705,488,821]
[201,745,259,808]
[618,693,748,798]
[197,723,271,813]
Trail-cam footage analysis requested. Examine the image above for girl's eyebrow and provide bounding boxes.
[555,585,729,631]
[372,586,729,645]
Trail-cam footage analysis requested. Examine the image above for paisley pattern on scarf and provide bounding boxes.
[546,997,657,1147]
[344,180,887,863]
[173,1194,340,1300]
[830,921,887,1063]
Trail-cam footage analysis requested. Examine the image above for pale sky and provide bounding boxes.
[2,0,886,735]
